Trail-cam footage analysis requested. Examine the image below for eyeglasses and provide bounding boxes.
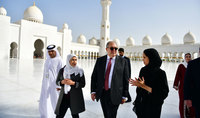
[109,47,118,51]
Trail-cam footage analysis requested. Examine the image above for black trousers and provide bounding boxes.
[56,93,79,118]
[100,89,119,118]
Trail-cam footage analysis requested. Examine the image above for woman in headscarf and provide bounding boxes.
[173,53,195,118]
[130,48,169,118]
[55,54,85,118]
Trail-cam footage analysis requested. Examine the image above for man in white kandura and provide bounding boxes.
[39,44,63,118]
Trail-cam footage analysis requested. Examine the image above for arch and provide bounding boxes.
[94,52,97,59]
[171,52,178,62]
[133,52,137,60]
[81,51,84,59]
[74,50,77,56]
[33,39,44,59]
[78,51,80,59]
[177,52,184,62]
[160,52,165,61]
[91,52,94,59]
[71,50,73,54]
[10,42,18,58]
[129,52,132,59]
[85,51,87,59]
[88,52,91,59]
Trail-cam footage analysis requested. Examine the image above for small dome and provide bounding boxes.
[161,33,172,45]
[142,35,152,45]
[183,32,195,44]
[113,38,120,47]
[77,34,86,44]
[0,6,7,16]
[23,3,43,23]
[62,23,68,29]
[126,36,135,46]
[89,37,97,45]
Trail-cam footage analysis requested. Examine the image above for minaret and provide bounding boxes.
[99,0,111,56]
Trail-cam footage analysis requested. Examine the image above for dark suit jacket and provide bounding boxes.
[55,67,85,115]
[184,57,200,107]
[124,56,131,78]
[91,55,129,105]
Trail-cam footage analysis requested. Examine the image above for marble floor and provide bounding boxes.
[0,58,180,118]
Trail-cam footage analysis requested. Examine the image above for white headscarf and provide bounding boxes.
[63,54,84,94]
[182,53,191,68]
[182,60,188,68]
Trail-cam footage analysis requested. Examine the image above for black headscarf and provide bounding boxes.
[143,48,162,69]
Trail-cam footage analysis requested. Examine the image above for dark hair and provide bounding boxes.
[185,53,191,57]
[143,48,162,68]
[118,48,124,52]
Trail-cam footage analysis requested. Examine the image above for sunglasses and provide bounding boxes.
[109,47,118,51]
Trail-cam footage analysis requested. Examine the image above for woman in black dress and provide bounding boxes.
[130,48,169,118]
[55,54,85,118]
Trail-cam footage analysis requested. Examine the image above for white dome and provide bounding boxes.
[77,34,86,44]
[142,35,152,45]
[113,38,120,47]
[126,36,135,46]
[23,3,43,23]
[89,37,97,45]
[161,33,172,45]
[0,6,7,16]
[62,23,68,29]
[183,32,195,44]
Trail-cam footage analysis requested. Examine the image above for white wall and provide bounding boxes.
[0,15,11,59]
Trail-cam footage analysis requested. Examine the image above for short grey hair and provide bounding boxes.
[106,41,117,48]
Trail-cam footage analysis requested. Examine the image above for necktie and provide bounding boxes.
[105,58,112,90]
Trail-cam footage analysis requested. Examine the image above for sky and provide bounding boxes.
[1,0,200,46]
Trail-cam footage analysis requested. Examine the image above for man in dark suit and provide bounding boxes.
[118,48,132,103]
[184,57,200,118]
[91,41,129,118]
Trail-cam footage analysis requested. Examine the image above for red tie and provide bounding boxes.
[105,58,112,90]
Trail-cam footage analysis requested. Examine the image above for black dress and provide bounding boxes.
[133,66,169,118]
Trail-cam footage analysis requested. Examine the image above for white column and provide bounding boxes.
[63,29,72,60]
[99,0,112,56]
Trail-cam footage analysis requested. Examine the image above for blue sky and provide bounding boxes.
[1,0,200,45]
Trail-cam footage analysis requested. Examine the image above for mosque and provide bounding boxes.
[0,0,199,62]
